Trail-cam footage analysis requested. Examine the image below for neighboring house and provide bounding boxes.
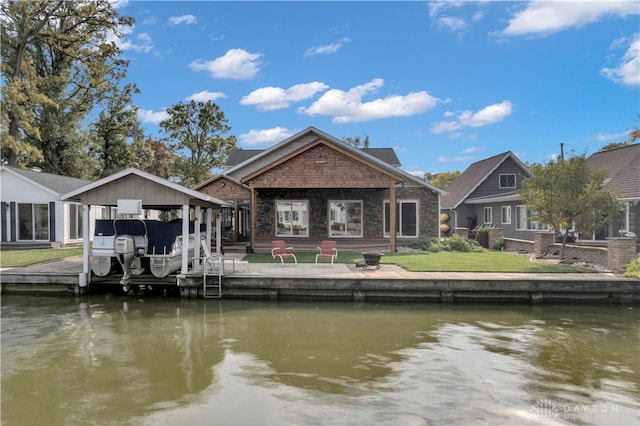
[0,166,93,247]
[585,143,640,242]
[441,151,540,240]
[196,126,444,252]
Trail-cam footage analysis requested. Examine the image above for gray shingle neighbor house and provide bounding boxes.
[585,143,640,242]
[442,144,640,245]
[440,151,539,241]
[0,166,92,247]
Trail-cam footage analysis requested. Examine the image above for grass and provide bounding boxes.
[0,247,83,268]
[1,247,592,273]
[244,250,592,273]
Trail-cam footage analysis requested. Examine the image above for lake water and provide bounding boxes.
[1,295,638,425]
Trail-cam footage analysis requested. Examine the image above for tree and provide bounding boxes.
[1,0,134,173]
[597,115,640,152]
[344,136,370,148]
[427,171,461,189]
[519,153,622,259]
[159,100,237,187]
[89,83,142,177]
[129,136,177,180]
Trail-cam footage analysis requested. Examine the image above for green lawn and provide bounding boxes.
[0,247,83,268]
[244,250,592,273]
[1,247,592,273]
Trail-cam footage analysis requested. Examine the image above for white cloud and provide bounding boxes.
[500,1,639,37]
[300,78,439,123]
[240,82,329,111]
[169,15,197,25]
[186,91,227,102]
[591,130,629,142]
[138,108,169,124]
[109,25,153,53]
[189,49,263,80]
[437,16,468,32]
[239,127,297,147]
[601,34,640,87]
[463,146,482,154]
[430,100,513,134]
[437,155,474,163]
[304,38,351,56]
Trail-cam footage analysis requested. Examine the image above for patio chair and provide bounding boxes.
[316,240,338,265]
[271,240,297,264]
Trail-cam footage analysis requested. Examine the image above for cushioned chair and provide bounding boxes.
[271,240,297,264]
[315,240,338,265]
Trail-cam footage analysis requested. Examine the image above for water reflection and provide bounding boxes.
[1,296,638,425]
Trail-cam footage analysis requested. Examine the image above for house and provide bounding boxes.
[440,151,540,240]
[0,165,93,247]
[195,127,445,252]
[585,143,640,242]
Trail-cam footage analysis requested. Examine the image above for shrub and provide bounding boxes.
[444,233,483,252]
[476,227,490,248]
[623,256,640,279]
[406,237,443,252]
[492,238,506,251]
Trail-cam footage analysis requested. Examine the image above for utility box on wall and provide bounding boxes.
[117,199,142,216]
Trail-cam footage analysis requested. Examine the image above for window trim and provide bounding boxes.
[329,200,363,238]
[499,173,516,189]
[483,207,493,225]
[501,205,511,225]
[17,203,49,241]
[383,199,420,239]
[275,200,309,238]
[68,203,83,241]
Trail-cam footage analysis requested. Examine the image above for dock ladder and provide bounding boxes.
[202,255,223,299]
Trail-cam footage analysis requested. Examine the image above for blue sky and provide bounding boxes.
[112,1,639,176]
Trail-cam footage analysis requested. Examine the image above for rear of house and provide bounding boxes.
[196,127,445,252]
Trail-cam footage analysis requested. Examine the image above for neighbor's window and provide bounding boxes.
[69,203,83,240]
[330,201,362,237]
[499,174,516,188]
[18,203,49,241]
[483,207,493,224]
[384,200,418,238]
[501,206,511,225]
[515,205,548,231]
[276,201,308,237]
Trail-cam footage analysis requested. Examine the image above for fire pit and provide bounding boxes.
[357,251,384,269]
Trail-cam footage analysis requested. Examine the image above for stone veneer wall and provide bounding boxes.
[505,237,609,267]
[254,186,440,240]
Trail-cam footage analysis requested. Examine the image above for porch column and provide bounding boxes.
[206,207,213,253]
[194,206,202,268]
[250,185,256,252]
[389,184,396,252]
[234,200,239,243]
[181,204,190,274]
[79,204,90,287]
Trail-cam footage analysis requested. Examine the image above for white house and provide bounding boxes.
[0,166,98,247]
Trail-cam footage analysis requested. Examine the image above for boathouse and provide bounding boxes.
[61,168,231,289]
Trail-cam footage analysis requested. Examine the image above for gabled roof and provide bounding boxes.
[587,143,640,200]
[62,167,231,207]
[224,146,401,168]
[224,126,444,193]
[224,150,264,168]
[441,151,530,209]
[193,173,248,191]
[0,165,91,196]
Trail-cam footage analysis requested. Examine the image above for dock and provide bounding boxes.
[1,255,639,304]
